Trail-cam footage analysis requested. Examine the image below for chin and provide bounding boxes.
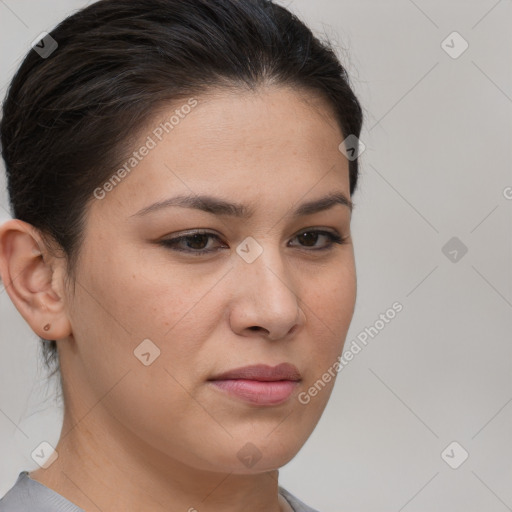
[208,439,300,474]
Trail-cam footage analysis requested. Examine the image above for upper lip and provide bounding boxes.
[208,363,302,382]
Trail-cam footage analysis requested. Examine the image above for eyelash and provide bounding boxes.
[159,229,348,256]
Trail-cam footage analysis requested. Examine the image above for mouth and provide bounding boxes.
[207,363,302,406]
[208,362,302,381]
[208,379,300,405]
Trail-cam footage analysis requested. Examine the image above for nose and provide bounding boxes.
[228,245,306,341]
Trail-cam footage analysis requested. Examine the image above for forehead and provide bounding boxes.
[90,85,350,219]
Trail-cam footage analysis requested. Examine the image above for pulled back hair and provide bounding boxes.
[0,0,363,381]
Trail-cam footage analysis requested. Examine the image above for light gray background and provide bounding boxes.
[1,1,511,511]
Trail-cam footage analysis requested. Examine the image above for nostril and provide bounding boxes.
[248,326,274,338]
[248,326,271,335]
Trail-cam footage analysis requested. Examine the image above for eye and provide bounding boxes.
[159,229,348,256]
[289,229,348,251]
[159,231,224,255]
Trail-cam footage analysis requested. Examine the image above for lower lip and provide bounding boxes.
[209,379,299,405]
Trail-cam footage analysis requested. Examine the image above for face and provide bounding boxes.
[15,85,357,474]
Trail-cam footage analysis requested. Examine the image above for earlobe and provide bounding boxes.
[0,219,72,340]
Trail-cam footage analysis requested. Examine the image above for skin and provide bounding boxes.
[0,85,357,512]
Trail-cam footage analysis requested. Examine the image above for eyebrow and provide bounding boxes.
[131,191,353,219]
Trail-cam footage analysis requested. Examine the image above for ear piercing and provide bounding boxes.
[43,323,51,331]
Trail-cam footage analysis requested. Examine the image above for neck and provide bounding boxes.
[30,404,285,512]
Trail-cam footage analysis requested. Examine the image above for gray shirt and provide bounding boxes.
[0,471,320,512]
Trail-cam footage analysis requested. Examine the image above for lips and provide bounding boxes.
[208,363,302,382]
[208,363,302,405]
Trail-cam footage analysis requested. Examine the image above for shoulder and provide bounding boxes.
[0,471,85,511]
[1,472,320,512]
[279,486,322,512]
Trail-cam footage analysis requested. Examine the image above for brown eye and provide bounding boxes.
[159,229,347,256]
[290,230,346,251]
[160,232,225,255]
[296,231,320,247]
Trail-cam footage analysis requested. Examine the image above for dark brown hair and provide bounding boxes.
[0,0,363,380]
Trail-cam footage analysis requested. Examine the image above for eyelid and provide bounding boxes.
[158,227,348,255]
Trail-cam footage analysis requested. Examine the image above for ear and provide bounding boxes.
[0,219,72,340]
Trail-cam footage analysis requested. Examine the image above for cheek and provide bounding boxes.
[301,259,356,384]
[65,263,228,467]
[75,238,203,334]
[70,254,226,401]
[310,255,357,333]
[97,366,229,472]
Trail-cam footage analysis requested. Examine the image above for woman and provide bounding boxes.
[0,0,363,510]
